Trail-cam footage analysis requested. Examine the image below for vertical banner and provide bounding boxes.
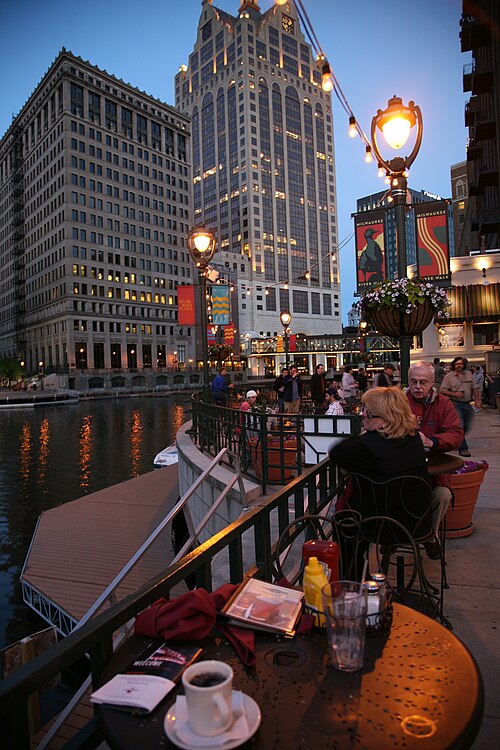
[211,285,230,325]
[223,323,235,346]
[289,334,297,352]
[354,210,386,293]
[206,327,216,345]
[177,285,196,325]
[415,200,451,284]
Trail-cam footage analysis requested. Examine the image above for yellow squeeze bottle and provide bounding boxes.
[303,556,328,627]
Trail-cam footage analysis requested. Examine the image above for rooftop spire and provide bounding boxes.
[239,0,260,10]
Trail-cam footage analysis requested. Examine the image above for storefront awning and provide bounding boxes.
[446,283,500,323]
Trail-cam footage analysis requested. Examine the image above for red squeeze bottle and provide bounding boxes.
[302,540,339,582]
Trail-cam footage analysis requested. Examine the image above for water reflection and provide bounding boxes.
[37,419,50,491]
[0,395,187,649]
[79,415,93,490]
[19,422,32,485]
[130,409,143,477]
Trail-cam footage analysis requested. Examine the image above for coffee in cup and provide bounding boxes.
[181,660,233,736]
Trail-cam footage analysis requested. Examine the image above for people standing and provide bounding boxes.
[310,363,326,413]
[440,357,481,457]
[433,357,446,388]
[273,367,288,412]
[324,387,344,415]
[283,365,302,414]
[374,363,396,388]
[356,367,368,394]
[472,366,484,405]
[210,367,232,406]
[406,361,464,558]
[341,366,357,405]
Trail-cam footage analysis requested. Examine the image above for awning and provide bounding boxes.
[446,283,500,323]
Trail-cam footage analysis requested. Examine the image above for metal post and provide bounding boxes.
[199,270,209,401]
[392,173,411,386]
[284,326,289,369]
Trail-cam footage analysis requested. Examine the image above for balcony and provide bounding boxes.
[460,15,491,52]
[475,119,496,141]
[472,69,494,95]
[463,62,473,92]
[478,169,499,189]
[464,100,478,127]
[468,182,483,196]
[466,141,482,162]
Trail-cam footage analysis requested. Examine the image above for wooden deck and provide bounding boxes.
[22,465,181,625]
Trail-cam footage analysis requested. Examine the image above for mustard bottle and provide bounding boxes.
[303,556,328,627]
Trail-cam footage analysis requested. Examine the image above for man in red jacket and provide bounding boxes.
[406,361,464,559]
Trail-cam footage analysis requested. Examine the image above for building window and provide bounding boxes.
[473,323,498,346]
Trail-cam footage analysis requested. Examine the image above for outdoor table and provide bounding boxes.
[426,452,464,476]
[98,603,483,750]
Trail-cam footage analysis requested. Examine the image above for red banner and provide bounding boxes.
[223,324,235,346]
[354,210,387,293]
[177,285,196,325]
[289,334,297,352]
[415,201,451,284]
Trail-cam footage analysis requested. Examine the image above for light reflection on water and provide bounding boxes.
[0,395,188,648]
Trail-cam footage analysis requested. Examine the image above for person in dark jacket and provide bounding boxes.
[310,363,326,413]
[273,367,288,412]
[374,363,396,387]
[210,367,231,406]
[356,367,368,394]
[283,365,303,413]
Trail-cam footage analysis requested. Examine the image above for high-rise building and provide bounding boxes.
[175,0,341,338]
[461,0,500,250]
[450,160,472,256]
[0,50,194,374]
[356,188,452,279]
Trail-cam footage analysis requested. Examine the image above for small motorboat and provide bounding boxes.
[153,443,178,469]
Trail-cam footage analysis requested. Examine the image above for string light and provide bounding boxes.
[265,288,269,295]
[377,163,385,178]
[321,62,334,92]
[364,145,373,164]
[348,115,357,138]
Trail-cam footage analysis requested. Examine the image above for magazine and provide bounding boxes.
[221,578,304,637]
[90,641,202,713]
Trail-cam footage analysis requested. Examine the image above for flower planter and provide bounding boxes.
[248,438,296,482]
[445,468,486,539]
[367,300,435,338]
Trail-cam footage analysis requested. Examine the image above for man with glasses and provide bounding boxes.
[406,361,463,559]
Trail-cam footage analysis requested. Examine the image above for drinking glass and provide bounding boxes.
[322,581,367,672]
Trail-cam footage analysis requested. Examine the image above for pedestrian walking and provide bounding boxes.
[273,367,288,412]
[310,363,326,413]
[374,363,396,388]
[440,357,481,457]
[283,365,302,414]
[433,357,446,388]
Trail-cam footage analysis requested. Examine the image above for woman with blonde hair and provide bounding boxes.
[330,386,430,486]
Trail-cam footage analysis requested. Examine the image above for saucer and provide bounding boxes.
[164,690,261,750]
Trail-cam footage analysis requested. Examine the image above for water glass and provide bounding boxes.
[322,581,367,672]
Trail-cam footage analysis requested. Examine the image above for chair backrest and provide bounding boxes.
[343,472,433,543]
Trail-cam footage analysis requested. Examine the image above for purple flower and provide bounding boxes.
[454,459,489,475]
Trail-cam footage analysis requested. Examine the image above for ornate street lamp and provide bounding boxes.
[370,96,423,384]
[188,224,217,399]
[280,310,292,368]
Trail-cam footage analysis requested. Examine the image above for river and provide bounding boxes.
[0,394,189,650]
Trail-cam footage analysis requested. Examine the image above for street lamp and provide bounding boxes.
[188,224,217,399]
[38,360,45,390]
[280,310,292,368]
[79,347,85,372]
[370,96,423,384]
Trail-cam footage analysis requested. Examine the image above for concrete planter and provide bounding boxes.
[445,468,486,538]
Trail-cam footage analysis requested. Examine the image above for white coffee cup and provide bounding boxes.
[181,660,233,737]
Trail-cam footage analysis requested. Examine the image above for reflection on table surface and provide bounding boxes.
[99,603,483,750]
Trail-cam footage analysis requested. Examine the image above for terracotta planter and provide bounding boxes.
[249,438,296,481]
[367,300,435,338]
[445,468,485,538]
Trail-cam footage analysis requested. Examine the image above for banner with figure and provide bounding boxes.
[354,210,386,293]
[211,285,230,325]
[177,285,196,325]
[415,201,451,284]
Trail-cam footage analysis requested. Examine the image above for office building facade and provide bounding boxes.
[0,50,193,374]
[450,160,472,256]
[175,0,341,338]
[461,0,500,250]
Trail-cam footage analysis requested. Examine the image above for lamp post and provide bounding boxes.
[370,96,423,385]
[188,225,217,400]
[280,310,292,368]
[38,360,45,390]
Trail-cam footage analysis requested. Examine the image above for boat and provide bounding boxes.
[153,443,179,469]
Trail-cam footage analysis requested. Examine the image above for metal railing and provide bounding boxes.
[191,394,362,493]
[0,456,340,750]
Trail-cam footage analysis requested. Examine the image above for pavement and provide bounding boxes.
[436,406,500,748]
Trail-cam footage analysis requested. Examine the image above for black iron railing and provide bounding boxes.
[0,457,339,750]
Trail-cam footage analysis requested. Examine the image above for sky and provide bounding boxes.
[0,0,469,322]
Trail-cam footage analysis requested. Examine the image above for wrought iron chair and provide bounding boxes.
[342,472,451,628]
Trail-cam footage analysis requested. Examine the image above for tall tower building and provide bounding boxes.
[175,0,341,338]
[0,50,194,374]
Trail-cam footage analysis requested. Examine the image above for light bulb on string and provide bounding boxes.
[246,288,251,296]
[364,145,373,164]
[377,163,385,178]
[348,115,357,138]
[265,288,269,295]
[321,62,334,93]
[283,283,289,290]
[384,175,390,185]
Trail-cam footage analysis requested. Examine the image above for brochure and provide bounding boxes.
[90,641,202,714]
[221,578,304,637]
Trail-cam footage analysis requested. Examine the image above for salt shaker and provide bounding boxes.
[363,580,381,628]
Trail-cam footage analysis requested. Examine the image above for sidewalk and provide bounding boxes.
[439,407,500,748]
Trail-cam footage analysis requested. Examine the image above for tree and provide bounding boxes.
[0,358,23,388]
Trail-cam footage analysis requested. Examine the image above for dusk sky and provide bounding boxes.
[0,0,468,322]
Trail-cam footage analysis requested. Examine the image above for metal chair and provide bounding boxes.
[342,472,451,629]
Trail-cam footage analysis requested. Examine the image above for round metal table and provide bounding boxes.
[426,452,464,476]
[98,603,483,750]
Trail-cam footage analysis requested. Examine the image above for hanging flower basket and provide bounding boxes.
[357,278,450,338]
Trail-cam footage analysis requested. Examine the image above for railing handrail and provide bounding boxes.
[0,456,338,749]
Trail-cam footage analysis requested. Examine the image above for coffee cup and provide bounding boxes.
[181,660,233,737]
